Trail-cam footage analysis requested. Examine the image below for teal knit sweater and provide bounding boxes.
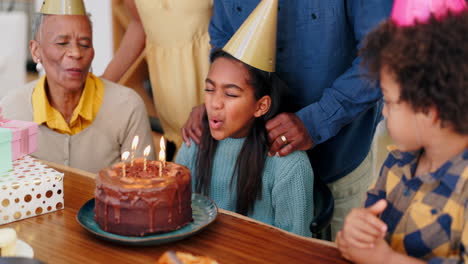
[176,137,314,237]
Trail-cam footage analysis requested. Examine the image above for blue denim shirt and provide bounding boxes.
[210,0,392,182]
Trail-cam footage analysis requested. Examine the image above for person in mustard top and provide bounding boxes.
[0,0,155,173]
[102,0,213,150]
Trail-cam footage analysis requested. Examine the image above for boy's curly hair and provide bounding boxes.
[360,11,468,134]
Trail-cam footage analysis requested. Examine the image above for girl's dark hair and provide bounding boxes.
[360,11,468,134]
[195,49,286,215]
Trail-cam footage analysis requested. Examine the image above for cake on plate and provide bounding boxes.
[94,159,192,236]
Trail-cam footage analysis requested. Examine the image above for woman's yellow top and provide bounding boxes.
[32,73,104,135]
[135,0,213,147]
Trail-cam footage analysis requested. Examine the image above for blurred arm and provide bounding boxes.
[101,0,146,82]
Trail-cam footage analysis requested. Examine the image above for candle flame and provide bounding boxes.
[121,151,130,161]
[131,135,139,150]
[158,137,166,162]
[144,145,151,157]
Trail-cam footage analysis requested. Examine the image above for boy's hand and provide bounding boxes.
[339,199,388,249]
[337,232,394,264]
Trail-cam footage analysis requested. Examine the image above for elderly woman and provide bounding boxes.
[0,0,155,173]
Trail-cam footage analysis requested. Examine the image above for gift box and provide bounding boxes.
[0,107,38,162]
[0,120,38,161]
[0,128,13,173]
[0,155,64,225]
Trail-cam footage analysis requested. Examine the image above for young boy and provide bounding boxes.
[337,0,468,263]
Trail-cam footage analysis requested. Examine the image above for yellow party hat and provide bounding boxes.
[223,0,278,72]
[40,0,86,15]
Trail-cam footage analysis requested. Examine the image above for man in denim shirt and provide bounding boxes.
[182,0,392,239]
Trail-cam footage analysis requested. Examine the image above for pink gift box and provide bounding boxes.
[0,120,38,161]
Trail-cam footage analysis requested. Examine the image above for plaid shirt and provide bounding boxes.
[366,146,468,263]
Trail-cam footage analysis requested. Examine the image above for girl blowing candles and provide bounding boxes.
[176,0,313,237]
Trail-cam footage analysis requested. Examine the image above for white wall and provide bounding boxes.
[0,12,27,99]
[35,0,113,76]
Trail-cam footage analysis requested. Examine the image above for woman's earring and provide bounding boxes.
[36,59,43,73]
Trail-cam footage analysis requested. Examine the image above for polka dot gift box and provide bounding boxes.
[0,155,64,225]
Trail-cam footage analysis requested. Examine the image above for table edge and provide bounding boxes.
[219,208,337,248]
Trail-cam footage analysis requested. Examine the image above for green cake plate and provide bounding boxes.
[76,193,218,246]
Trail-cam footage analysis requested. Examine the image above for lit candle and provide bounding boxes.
[130,135,139,166]
[158,137,166,176]
[143,145,151,171]
[121,151,130,177]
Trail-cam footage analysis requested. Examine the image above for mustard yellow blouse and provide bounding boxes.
[32,73,104,135]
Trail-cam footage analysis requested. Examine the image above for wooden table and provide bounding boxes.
[3,163,350,264]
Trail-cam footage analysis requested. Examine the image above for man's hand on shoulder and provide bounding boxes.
[181,104,205,147]
[266,113,313,157]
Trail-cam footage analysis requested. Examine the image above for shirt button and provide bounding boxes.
[278,47,284,53]
[403,188,411,196]
[311,13,318,20]
[236,6,242,12]
[431,209,438,215]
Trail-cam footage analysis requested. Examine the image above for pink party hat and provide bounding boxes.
[391,0,468,27]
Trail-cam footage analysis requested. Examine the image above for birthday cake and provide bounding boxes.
[94,159,192,236]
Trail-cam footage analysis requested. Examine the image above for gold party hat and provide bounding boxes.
[223,0,278,72]
[40,0,86,15]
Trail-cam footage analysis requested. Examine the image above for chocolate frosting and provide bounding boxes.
[94,160,192,236]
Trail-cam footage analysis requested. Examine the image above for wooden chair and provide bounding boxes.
[310,177,334,241]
